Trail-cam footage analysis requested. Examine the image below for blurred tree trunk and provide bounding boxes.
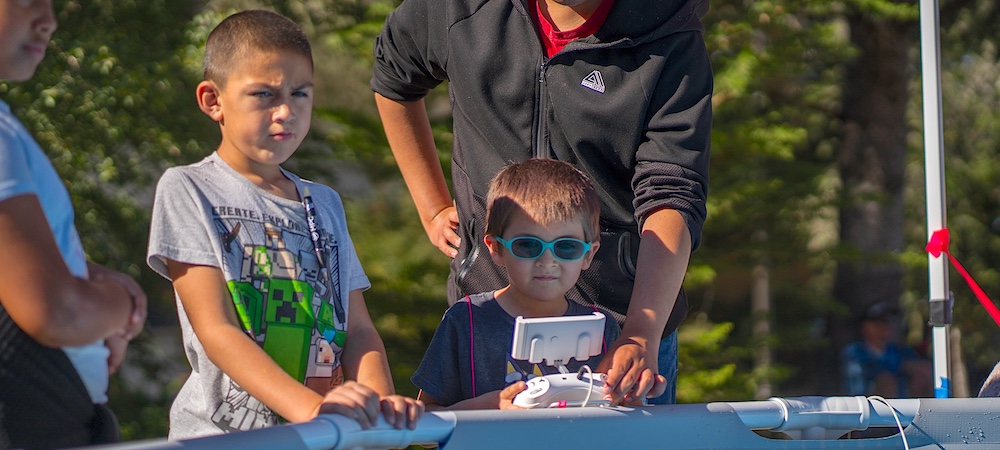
[751,255,772,398]
[829,7,915,392]
[951,328,970,397]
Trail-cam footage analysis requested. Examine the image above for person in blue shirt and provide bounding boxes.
[841,302,932,398]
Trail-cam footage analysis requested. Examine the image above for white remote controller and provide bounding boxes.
[512,371,609,409]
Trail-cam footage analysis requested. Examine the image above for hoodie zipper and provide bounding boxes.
[533,61,550,159]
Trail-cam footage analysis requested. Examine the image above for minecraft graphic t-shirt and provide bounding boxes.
[148,152,369,439]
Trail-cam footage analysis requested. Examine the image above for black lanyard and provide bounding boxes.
[302,186,347,336]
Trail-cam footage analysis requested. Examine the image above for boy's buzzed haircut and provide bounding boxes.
[486,158,601,242]
[203,9,313,86]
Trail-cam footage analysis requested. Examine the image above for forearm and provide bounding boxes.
[341,289,395,396]
[201,323,325,423]
[12,277,133,348]
[0,195,132,346]
[449,393,504,410]
[342,326,395,397]
[169,261,323,423]
[374,93,452,228]
[47,278,133,346]
[420,390,502,411]
[620,208,692,346]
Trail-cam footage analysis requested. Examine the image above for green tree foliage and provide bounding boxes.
[698,0,853,397]
[703,0,1000,398]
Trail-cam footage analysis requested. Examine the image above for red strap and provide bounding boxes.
[926,228,1000,328]
[466,296,476,398]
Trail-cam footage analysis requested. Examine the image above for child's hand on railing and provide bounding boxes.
[380,394,425,429]
[315,381,382,429]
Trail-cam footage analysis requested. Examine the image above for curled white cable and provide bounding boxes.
[579,365,595,407]
[867,395,909,450]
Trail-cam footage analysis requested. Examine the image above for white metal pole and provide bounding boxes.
[919,0,951,398]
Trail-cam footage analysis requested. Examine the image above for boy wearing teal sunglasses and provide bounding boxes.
[411,158,621,410]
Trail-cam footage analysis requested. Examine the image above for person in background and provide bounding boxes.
[147,10,421,439]
[0,0,148,447]
[841,302,933,398]
[372,0,712,406]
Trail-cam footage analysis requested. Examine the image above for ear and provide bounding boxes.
[580,241,600,271]
[484,234,506,267]
[196,80,224,122]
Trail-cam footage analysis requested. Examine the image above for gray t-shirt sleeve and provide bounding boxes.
[147,168,220,280]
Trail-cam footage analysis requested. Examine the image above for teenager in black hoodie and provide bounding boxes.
[372,0,712,405]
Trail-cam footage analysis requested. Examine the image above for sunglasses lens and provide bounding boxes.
[510,237,544,259]
[553,239,586,260]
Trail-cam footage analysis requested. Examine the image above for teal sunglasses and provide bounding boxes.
[494,236,593,261]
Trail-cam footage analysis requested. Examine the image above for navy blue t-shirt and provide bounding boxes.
[412,292,620,407]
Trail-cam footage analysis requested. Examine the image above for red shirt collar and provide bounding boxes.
[531,0,616,58]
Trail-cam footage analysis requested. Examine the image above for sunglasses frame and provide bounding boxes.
[493,235,593,262]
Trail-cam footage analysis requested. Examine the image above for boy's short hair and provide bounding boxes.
[486,158,601,242]
[203,10,313,86]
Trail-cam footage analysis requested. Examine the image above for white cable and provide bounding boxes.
[867,396,909,450]
[579,365,595,407]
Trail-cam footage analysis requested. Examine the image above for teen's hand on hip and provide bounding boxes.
[427,205,460,258]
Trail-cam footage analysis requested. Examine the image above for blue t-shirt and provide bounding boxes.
[841,341,920,397]
[413,291,620,407]
[0,99,108,403]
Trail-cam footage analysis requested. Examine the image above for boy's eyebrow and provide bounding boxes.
[245,81,315,90]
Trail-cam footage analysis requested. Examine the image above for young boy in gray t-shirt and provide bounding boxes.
[146,10,421,439]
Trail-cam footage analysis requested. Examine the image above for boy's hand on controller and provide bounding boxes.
[499,381,527,410]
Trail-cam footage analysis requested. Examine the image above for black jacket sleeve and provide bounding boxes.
[632,31,712,250]
[370,0,452,101]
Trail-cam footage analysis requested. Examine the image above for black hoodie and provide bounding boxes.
[372,0,712,335]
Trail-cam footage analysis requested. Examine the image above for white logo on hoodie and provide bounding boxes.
[581,70,606,93]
